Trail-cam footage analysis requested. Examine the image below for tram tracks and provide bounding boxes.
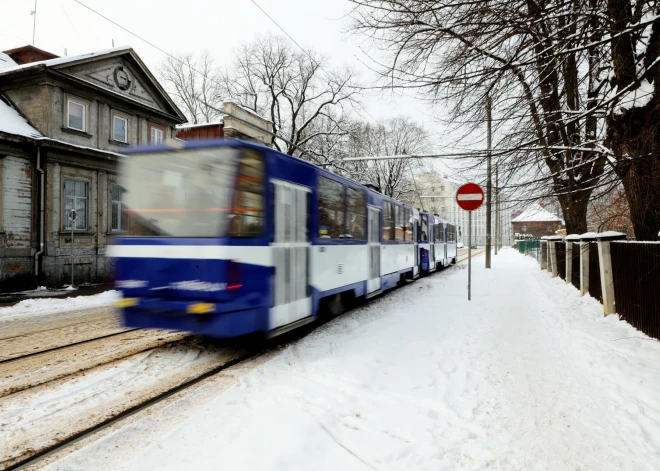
[2,252,486,470]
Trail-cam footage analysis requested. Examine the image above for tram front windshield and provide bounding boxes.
[120,147,239,237]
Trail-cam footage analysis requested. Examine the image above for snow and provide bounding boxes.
[511,204,562,222]
[0,96,42,138]
[0,290,120,321]
[580,232,598,239]
[615,79,654,114]
[0,52,17,70]
[0,46,132,77]
[596,231,627,239]
[565,234,581,240]
[45,249,660,471]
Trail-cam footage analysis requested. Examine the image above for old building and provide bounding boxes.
[176,100,273,144]
[511,204,564,238]
[0,45,186,291]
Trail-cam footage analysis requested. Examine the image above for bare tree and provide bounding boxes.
[159,50,224,124]
[221,35,360,158]
[346,117,427,199]
[350,0,614,234]
[606,0,660,240]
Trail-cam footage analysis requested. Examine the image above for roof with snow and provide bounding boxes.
[0,96,42,138]
[0,46,133,76]
[511,205,562,223]
[0,52,17,70]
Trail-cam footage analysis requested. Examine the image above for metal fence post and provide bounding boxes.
[596,232,627,316]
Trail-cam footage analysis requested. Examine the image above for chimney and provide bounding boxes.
[3,45,59,65]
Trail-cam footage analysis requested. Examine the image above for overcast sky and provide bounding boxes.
[0,0,488,176]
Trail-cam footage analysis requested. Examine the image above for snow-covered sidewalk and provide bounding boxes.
[0,290,119,321]
[44,249,660,470]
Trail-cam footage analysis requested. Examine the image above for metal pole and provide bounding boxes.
[485,93,492,268]
[32,0,37,45]
[468,211,472,301]
[495,163,499,255]
[70,223,74,287]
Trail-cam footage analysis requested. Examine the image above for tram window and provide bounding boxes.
[347,187,366,240]
[394,205,404,241]
[230,148,265,237]
[421,215,428,241]
[382,201,395,240]
[403,208,410,241]
[318,176,345,239]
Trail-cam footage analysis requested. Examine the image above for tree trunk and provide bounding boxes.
[618,157,660,240]
[557,191,590,234]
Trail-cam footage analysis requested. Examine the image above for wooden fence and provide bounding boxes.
[610,242,660,340]
[571,242,581,291]
[533,236,660,341]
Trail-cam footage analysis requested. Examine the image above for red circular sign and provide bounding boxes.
[456,182,485,211]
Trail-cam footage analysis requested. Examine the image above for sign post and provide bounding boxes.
[68,209,77,288]
[456,183,485,300]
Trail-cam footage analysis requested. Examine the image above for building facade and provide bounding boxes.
[0,45,186,291]
[413,170,514,247]
[511,205,564,238]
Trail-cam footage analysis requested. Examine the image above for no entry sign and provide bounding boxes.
[456,183,485,211]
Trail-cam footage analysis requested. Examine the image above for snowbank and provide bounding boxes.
[0,290,120,320]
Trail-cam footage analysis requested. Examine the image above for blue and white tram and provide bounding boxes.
[417,213,458,274]
[109,140,418,338]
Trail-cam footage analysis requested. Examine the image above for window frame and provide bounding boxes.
[382,200,395,241]
[149,122,166,144]
[63,177,90,232]
[110,183,127,232]
[112,115,129,143]
[67,99,86,132]
[346,186,366,241]
[318,175,346,240]
[229,148,266,238]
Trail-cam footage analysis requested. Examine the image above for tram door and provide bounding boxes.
[429,223,436,271]
[367,206,381,294]
[413,219,419,277]
[270,181,311,330]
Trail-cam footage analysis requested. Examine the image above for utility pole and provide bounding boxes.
[485,92,492,268]
[495,162,499,255]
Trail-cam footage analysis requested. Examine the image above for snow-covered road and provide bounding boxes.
[36,249,660,470]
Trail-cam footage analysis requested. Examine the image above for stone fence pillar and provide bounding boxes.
[578,232,596,296]
[596,231,627,316]
[547,236,563,278]
[540,238,548,270]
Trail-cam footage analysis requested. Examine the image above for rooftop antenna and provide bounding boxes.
[31,0,37,45]
[112,38,115,47]
[64,48,68,56]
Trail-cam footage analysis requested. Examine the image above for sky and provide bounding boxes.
[0,0,489,177]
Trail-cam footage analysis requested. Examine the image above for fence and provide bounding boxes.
[570,242,581,291]
[588,243,602,303]
[556,242,566,280]
[610,242,660,339]
[515,239,541,262]
[526,234,660,341]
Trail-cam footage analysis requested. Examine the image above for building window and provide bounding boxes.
[151,127,163,145]
[64,179,88,231]
[346,187,366,240]
[318,176,345,239]
[229,149,265,237]
[111,184,127,232]
[546,224,552,232]
[522,224,527,232]
[67,100,86,131]
[113,116,128,143]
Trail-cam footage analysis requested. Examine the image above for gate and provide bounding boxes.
[270,180,311,330]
